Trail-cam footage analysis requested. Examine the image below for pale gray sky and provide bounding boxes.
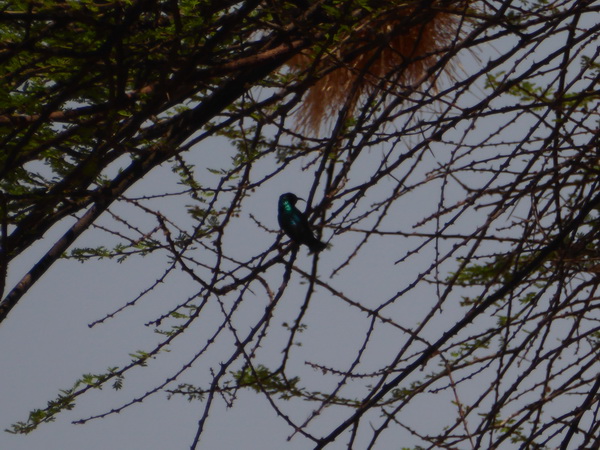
[1,8,597,449]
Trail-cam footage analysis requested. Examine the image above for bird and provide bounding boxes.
[278,193,327,253]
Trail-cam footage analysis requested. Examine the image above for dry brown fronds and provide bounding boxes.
[289,3,468,133]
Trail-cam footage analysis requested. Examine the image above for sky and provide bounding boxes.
[1,5,598,450]
[0,120,467,449]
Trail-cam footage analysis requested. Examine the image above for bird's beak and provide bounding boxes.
[296,197,306,203]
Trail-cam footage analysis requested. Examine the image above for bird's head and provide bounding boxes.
[280,192,304,205]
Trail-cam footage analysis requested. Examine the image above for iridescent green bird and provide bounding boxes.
[278,193,326,252]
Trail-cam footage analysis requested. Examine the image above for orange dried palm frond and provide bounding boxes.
[289,4,467,133]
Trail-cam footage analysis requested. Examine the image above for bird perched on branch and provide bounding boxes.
[278,193,327,253]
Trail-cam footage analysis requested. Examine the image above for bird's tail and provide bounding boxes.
[308,238,327,253]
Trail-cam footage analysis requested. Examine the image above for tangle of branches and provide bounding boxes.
[1,0,600,448]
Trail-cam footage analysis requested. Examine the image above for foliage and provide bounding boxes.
[1,0,600,449]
